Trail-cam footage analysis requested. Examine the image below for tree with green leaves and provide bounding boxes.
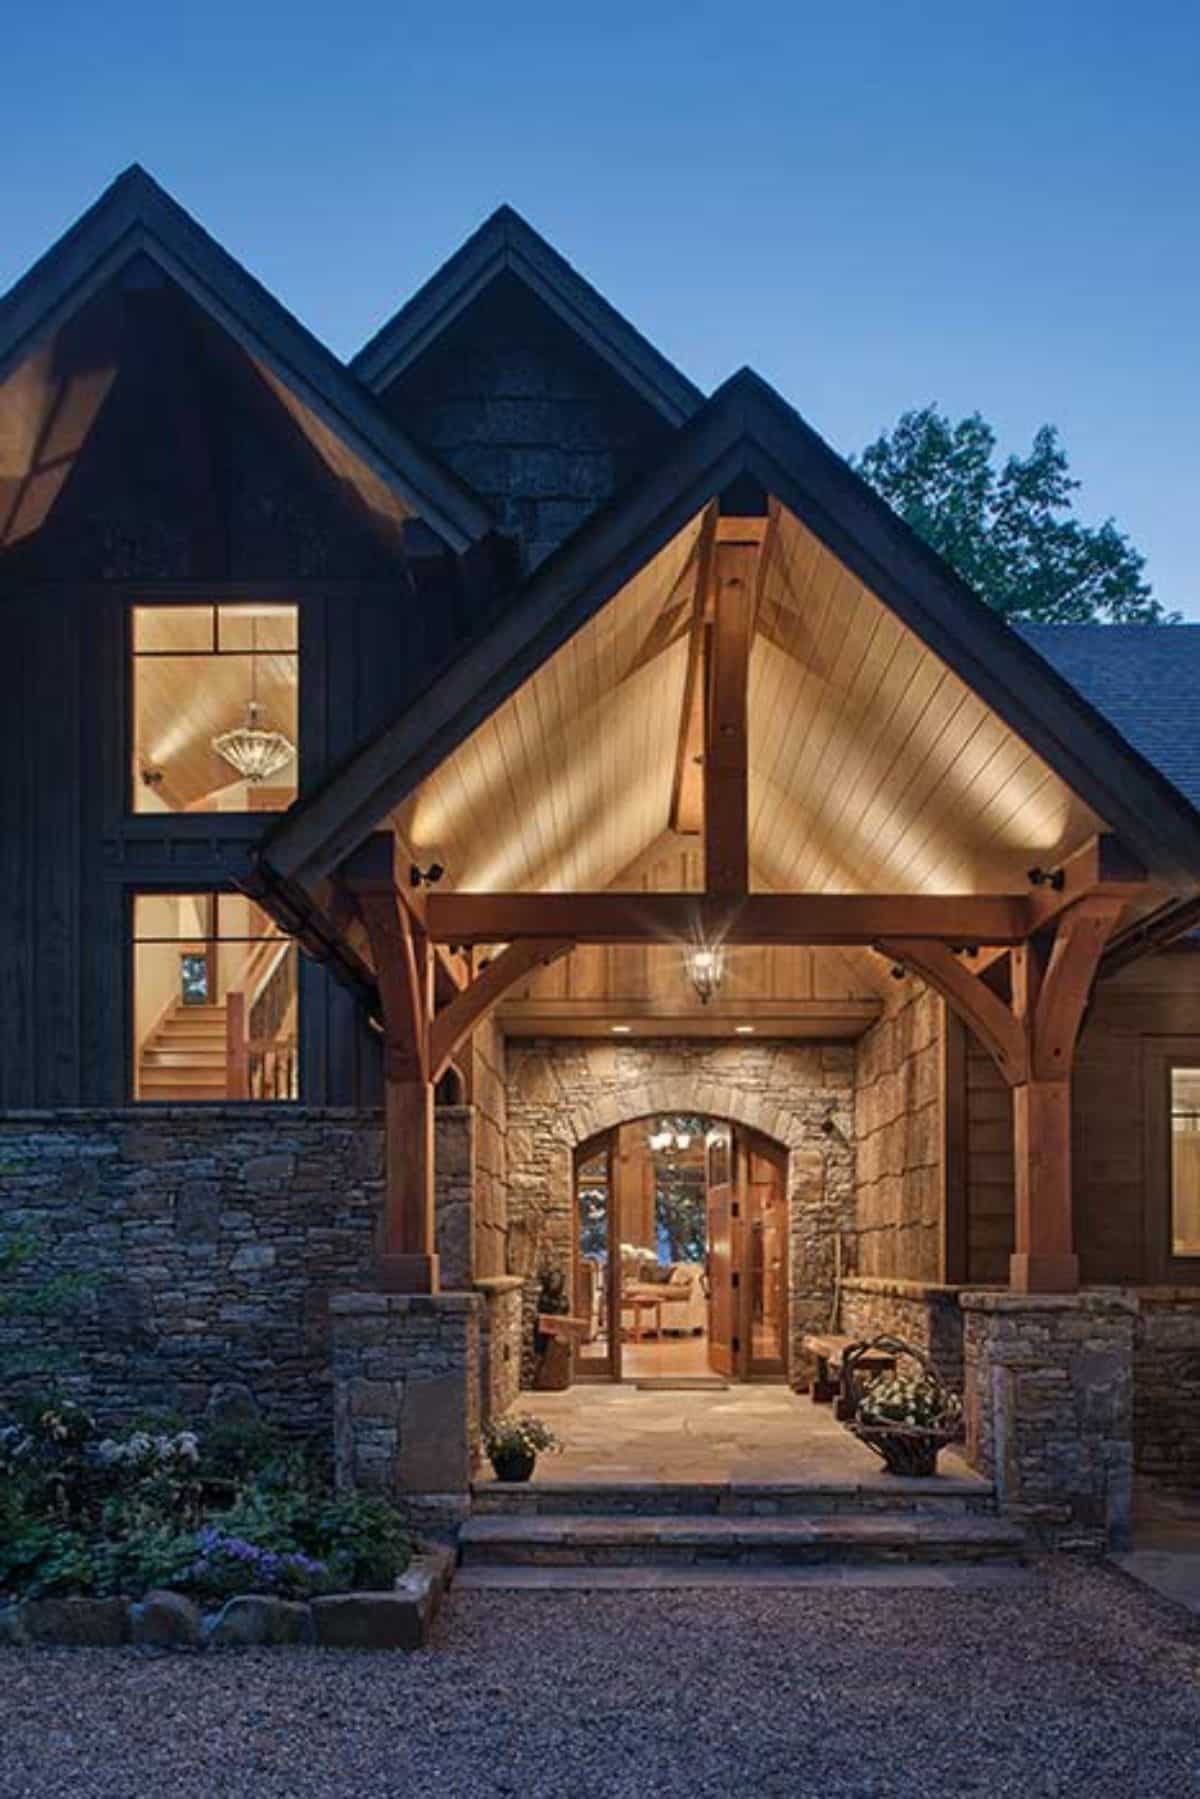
[853,406,1175,625]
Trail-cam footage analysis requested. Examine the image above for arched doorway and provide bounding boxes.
[572,1113,788,1384]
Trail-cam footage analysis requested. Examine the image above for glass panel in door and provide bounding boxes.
[574,1137,617,1377]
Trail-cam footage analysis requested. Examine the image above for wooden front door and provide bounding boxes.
[740,1128,789,1378]
[706,1124,736,1376]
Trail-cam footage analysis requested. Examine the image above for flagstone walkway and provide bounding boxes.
[479,1382,983,1494]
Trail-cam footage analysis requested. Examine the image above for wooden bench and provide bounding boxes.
[801,1333,897,1415]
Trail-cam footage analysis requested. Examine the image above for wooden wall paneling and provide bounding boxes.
[34,593,82,1102]
[940,1008,968,1282]
[79,592,127,1102]
[0,596,34,1103]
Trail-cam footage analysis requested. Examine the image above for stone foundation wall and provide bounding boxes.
[854,985,944,1281]
[330,1291,480,1529]
[0,1107,476,1437]
[838,1276,967,1389]
[504,1038,855,1383]
[962,1289,1134,1552]
[1133,1290,1200,1487]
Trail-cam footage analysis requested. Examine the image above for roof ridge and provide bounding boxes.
[350,203,704,426]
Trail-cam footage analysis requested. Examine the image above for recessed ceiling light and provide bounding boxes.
[611,1024,632,1035]
[735,1024,755,1035]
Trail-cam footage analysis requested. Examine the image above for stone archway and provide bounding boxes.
[504,1040,853,1382]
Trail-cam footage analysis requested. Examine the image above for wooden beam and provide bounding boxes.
[425,890,1032,947]
[669,505,716,836]
[878,938,1029,1085]
[1026,833,1149,932]
[430,938,572,1081]
[704,535,757,895]
[1030,895,1127,1082]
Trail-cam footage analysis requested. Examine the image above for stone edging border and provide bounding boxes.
[0,1548,455,1652]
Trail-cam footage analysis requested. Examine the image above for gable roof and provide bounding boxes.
[1020,624,1200,813]
[0,165,495,553]
[351,204,704,427]
[257,367,1200,894]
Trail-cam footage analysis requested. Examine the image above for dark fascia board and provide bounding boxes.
[351,203,704,428]
[0,165,495,554]
[258,367,1200,892]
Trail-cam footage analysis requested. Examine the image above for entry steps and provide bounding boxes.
[459,1480,1026,1585]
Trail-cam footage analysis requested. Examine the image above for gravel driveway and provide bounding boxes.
[2,1563,1198,1799]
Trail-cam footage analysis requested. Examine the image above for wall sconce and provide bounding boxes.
[409,862,445,888]
[687,943,725,1005]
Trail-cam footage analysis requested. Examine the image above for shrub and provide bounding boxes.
[298,1493,411,1591]
[187,1528,328,1601]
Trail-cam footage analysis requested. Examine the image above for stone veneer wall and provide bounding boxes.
[1133,1291,1200,1487]
[962,1290,1135,1552]
[330,1291,480,1530]
[853,984,944,1282]
[0,1107,496,1437]
[504,1038,855,1382]
[838,1276,967,1388]
[470,1016,509,1280]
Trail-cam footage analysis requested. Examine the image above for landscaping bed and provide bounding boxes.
[0,1396,451,1651]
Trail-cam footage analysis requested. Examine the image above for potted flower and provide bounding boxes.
[845,1337,964,1477]
[483,1414,561,1483]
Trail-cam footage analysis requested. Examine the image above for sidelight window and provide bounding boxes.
[1171,1067,1200,1258]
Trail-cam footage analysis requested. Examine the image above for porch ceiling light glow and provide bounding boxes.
[686,944,725,1005]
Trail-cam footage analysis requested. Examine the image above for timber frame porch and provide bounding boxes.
[246,474,1199,1300]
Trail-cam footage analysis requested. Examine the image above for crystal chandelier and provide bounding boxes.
[212,619,295,785]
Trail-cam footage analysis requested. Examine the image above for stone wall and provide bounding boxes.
[854,984,944,1282]
[962,1290,1135,1552]
[470,1016,509,1280]
[838,1277,967,1388]
[0,1107,492,1431]
[477,1277,524,1424]
[330,1291,480,1529]
[1133,1290,1200,1487]
[504,1038,855,1382]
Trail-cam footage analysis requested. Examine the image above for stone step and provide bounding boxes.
[470,1479,996,1519]
[458,1562,1039,1593]
[458,1513,1026,1569]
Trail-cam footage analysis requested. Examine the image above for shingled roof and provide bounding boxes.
[1020,624,1200,811]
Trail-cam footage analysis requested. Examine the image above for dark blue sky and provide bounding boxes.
[5,1,1197,613]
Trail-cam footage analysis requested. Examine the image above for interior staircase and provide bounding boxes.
[458,1479,1026,1588]
[138,1002,230,1103]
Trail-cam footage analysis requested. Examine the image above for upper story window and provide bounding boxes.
[132,603,298,814]
[1171,1067,1200,1258]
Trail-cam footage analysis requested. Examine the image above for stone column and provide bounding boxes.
[330,1291,480,1530]
[961,1289,1135,1553]
[434,1105,475,1289]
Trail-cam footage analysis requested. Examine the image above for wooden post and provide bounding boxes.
[226,991,248,1100]
[342,833,439,1294]
[704,538,757,897]
[1010,1079,1077,1293]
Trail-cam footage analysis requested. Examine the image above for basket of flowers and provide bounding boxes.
[843,1336,964,1478]
[482,1414,562,1484]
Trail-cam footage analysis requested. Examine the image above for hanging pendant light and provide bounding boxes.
[212,618,295,784]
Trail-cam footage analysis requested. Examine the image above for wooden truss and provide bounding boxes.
[336,517,1151,1296]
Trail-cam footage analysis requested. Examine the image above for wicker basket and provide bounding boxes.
[841,1335,963,1478]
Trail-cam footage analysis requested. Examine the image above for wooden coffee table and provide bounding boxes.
[622,1293,663,1341]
